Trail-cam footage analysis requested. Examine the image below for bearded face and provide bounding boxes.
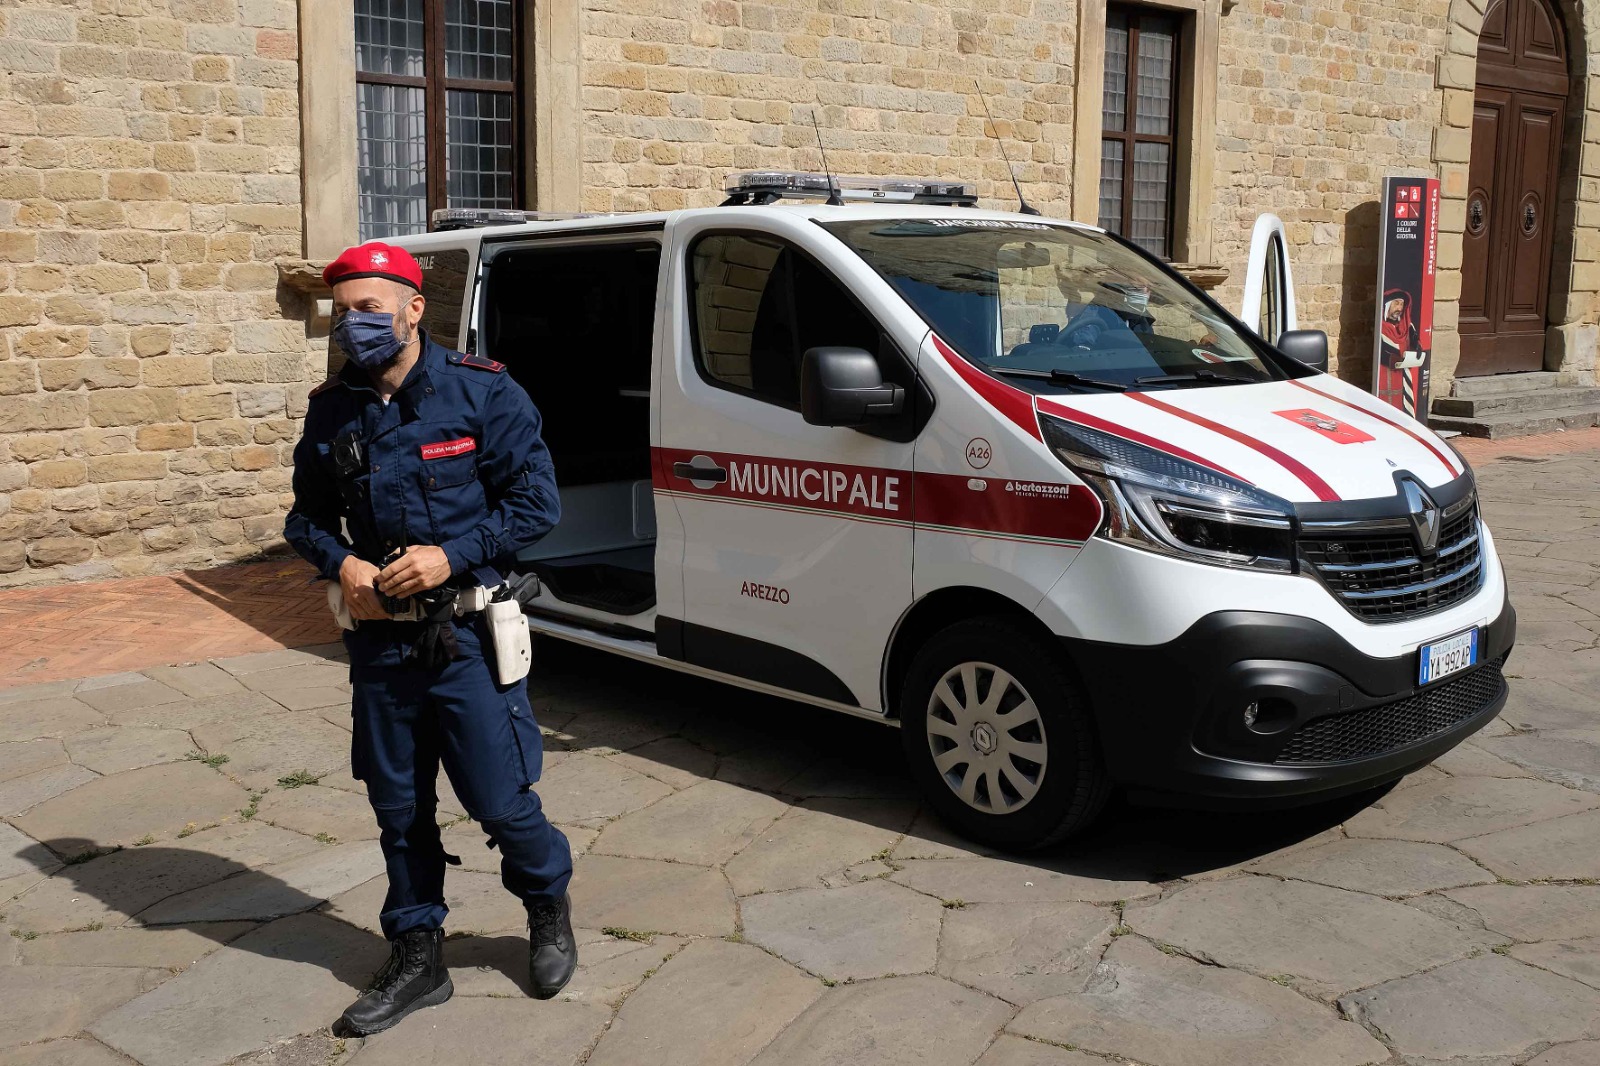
[1385,298,1406,323]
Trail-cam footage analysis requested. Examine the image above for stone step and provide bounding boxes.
[1448,371,1593,399]
[1428,403,1600,439]
[1432,385,1600,417]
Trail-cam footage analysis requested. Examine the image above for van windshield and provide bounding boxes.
[822,219,1282,392]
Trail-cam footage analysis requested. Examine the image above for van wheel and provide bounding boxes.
[899,617,1110,851]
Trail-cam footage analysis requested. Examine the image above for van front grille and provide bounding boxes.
[1274,656,1506,765]
[1298,501,1483,623]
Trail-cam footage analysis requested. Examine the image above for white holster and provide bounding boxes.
[484,593,532,685]
[327,583,356,631]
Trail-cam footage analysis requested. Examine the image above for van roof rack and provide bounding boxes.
[721,171,978,208]
[431,207,597,231]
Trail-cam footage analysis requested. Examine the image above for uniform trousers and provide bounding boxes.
[347,616,571,939]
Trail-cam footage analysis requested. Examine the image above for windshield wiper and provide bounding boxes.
[1134,369,1250,387]
[991,367,1129,391]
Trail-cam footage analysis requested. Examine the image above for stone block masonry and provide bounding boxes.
[1209,0,1453,383]
[574,0,1081,216]
[0,0,312,587]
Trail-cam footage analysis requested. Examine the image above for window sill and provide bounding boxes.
[1170,262,1229,291]
[278,258,334,330]
[278,258,332,296]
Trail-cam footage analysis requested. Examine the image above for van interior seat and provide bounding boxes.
[519,480,654,561]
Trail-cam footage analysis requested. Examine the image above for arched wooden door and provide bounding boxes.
[1459,0,1571,376]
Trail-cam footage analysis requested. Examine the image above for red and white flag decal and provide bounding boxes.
[420,437,476,460]
[1274,409,1375,445]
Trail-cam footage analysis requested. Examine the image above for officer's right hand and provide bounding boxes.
[339,556,388,620]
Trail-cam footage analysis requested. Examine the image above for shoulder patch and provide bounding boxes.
[307,375,340,398]
[458,351,505,373]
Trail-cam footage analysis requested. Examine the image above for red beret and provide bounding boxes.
[323,242,423,290]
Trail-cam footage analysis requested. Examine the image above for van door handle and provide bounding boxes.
[672,460,727,483]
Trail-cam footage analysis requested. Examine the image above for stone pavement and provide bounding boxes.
[1,444,1599,1066]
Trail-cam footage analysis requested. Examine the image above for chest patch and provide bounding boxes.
[421,437,476,460]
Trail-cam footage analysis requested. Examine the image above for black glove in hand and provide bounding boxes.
[408,591,461,671]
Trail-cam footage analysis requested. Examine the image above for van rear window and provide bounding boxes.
[415,248,472,348]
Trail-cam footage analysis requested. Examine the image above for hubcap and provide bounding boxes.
[925,662,1048,814]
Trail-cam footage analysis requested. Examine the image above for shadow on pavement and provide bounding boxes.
[165,558,341,647]
[18,838,525,996]
[530,637,1385,882]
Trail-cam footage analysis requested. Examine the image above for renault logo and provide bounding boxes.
[1402,479,1441,555]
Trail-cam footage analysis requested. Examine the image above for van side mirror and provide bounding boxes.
[801,347,906,427]
[1277,329,1329,372]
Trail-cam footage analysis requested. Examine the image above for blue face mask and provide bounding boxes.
[333,310,410,369]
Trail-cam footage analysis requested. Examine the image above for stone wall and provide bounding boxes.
[0,0,313,587]
[574,0,1082,216]
[1209,0,1453,385]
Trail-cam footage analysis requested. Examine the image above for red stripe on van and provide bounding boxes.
[913,470,1102,544]
[1035,397,1244,480]
[1288,379,1461,476]
[929,335,1042,441]
[1125,392,1342,502]
[651,448,1099,544]
[655,447,910,520]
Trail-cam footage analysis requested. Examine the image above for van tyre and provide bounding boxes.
[900,617,1109,850]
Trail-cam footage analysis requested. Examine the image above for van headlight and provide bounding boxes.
[1040,413,1297,573]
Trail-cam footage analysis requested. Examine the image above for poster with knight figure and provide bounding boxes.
[1372,176,1441,417]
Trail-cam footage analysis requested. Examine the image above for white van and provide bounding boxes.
[386,173,1514,850]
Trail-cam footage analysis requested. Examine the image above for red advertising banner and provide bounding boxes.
[1372,176,1440,416]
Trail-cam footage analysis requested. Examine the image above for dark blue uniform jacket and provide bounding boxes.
[284,331,559,595]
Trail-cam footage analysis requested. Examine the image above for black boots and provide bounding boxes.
[528,894,577,999]
[331,898,573,1034]
[336,928,453,1036]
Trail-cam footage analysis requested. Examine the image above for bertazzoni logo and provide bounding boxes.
[1004,481,1074,499]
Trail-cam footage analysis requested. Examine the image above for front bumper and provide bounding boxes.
[1059,591,1516,806]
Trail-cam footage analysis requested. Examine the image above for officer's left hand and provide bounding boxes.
[377,546,453,598]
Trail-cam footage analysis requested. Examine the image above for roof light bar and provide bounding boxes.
[430,208,596,231]
[722,171,978,208]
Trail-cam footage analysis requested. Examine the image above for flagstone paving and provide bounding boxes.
[1,446,1599,1065]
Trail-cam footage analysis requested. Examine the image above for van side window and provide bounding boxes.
[689,233,881,409]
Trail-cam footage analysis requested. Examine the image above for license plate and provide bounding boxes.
[1419,628,1479,686]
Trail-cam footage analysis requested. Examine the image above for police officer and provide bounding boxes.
[284,242,573,1035]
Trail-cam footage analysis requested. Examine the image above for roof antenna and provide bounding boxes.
[810,107,844,206]
[975,80,1041,216]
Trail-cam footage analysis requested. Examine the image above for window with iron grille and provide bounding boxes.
[354,0,521,241]
[1099,5,1180,259]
